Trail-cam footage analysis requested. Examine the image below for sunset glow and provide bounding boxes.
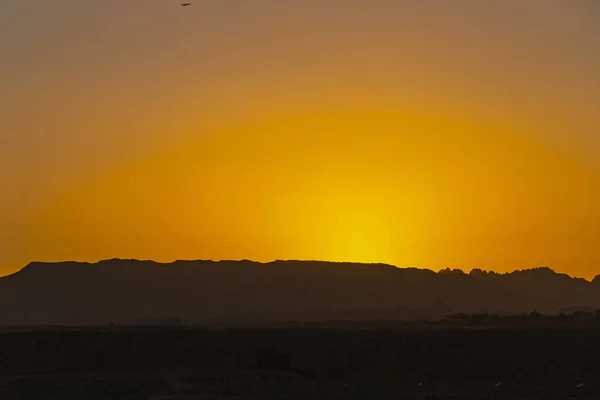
[2,0,600,279]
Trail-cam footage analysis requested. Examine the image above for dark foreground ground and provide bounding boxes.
[1,326,599,399]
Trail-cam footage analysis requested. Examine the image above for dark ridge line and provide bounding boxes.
[5,259,597,283]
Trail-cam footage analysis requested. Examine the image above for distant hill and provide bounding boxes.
[0,259,599,326]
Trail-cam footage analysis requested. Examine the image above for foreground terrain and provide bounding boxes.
[0,326,599,399]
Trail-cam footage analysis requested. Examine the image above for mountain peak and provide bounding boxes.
[438,268,466,276]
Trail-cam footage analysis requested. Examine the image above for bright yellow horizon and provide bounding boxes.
[24,108,600,280]
[2,1,600,280]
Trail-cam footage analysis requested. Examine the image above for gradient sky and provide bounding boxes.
[2,0,600,279]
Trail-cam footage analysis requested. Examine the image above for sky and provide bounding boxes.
[1,0,600,279]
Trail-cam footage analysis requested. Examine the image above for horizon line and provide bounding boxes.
[6,258,597,283]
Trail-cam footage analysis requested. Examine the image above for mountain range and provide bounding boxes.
[0,259,599,326]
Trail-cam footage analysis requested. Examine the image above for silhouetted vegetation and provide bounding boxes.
[439,310,600,328]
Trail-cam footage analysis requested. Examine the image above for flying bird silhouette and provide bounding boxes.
[181,2,190,6]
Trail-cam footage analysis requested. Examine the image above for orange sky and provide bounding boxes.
[2,1,600,279]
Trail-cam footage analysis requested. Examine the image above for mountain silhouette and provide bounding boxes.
[0,259,599,326]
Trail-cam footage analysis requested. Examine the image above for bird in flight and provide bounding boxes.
[181,2,190,6]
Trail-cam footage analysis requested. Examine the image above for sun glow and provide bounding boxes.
[3,0,600,280]
[28,108,549,269]
[12,95,599,280]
